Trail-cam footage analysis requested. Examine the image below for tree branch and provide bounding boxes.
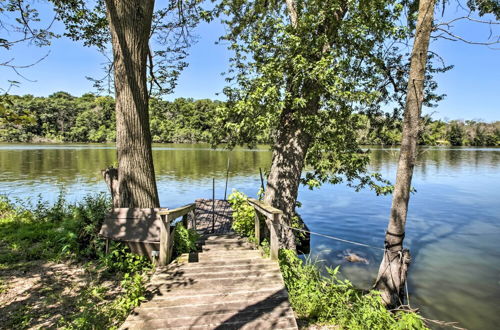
[434,26,500,45]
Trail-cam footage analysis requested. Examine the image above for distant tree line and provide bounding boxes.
[356,115,500,146]
[0,92,224,143]
[0,92,498,146]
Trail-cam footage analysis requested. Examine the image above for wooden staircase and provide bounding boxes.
[120,234,298,329]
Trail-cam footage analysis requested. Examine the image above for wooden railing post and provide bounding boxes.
[269,213,280,260]
[159,214,170,266]
[254,212,261,245]
[247,198,284,260]
[190,210,196,230]
[158,203,197,266]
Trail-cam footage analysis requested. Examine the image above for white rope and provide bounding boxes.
[280,224,385,251]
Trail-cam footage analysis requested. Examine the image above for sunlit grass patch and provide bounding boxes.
[0,193,153,329]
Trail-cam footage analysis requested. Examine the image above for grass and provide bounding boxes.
[227,189,428,329]
[279,249,427,329]
[0,193,153,329]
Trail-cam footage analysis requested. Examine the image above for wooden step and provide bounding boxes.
[120,232,298,330]
[128,299,291,320]
[169,258,275,269]
[201,234,241,241]
[200,238,248,244]
[195,251,263,260]
[201,243,255,252]
[148,274,284,292]
[154,268,281,281]
[164,262,278,275]
[121,317,298,330]
[141,288,289,307]
[121,306,297,329]
[148,280,284,297]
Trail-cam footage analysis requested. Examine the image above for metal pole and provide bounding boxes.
[259,167,265,191]
[224,156,230,200]
[212,178,215,233]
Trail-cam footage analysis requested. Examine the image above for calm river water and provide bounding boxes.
[0,143,499,329]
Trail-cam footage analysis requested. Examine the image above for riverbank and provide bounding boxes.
[0,144,498,328]
[0,194,152,329]
[1,93,498,146]
[228,190,427,329]
[1,192,427,329]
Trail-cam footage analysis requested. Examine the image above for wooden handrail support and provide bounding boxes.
[247,198,282,260]
[157,203,196,266]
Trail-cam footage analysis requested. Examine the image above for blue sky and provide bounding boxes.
[0,4,498,122]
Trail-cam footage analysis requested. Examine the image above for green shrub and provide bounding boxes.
[227,190,255,237]
[173,222,200,256]
[279,249,427,329]
[59,245,151,329]
[0,193,154,329]
[71,194,110,259]
[0,192,111,266]
[100,242,152,274]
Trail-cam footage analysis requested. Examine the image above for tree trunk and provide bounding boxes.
[104,0,159,208]
[264,108,311,250]
[374,0,436,308]
[102,167,120,208]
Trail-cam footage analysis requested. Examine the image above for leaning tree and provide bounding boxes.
[213,0,444,249]
[374,0,500,307]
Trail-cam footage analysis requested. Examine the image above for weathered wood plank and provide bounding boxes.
[255,212,261,245]
[195,199,233,235]
[120,235,298,330]
[158,203,196,222]
[248,199,283,260]
[159,215,170,266]
[248,198,283,217]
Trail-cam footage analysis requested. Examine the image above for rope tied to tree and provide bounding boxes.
[279,223,385,251]
[384,231,406,250]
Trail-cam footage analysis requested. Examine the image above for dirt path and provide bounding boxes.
[0,261,117,329]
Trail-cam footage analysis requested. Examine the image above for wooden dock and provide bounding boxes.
[120,199,298,330]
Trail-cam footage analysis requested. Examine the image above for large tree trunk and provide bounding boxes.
[104,0,159,208]
[374,0,436,308]
[264,108,311,250]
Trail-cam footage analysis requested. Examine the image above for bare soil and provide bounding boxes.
[0,261,118,329]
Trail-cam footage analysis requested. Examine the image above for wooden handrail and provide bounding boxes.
[159,203,196,222]
[248,198,282,217]
[158,203,196,266]
[247,198,282,260]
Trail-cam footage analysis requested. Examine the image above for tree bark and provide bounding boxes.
[262,0,324,251]
[264,108,311,250]
[104,0,159,208]
[102,167,120,208]
[374,0,436,308]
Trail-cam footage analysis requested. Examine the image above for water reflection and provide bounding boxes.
[0,144,499,329]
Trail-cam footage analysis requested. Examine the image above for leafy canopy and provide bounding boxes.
[50,0,209,96]
[213,0,414,191]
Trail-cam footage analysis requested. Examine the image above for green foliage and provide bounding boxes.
[173,222,200,256]
[448,121,465,146]
[0,93,224,143]
[68,193,111,259]
[211,0,454,195]
[279,249,427,329]
[0,92,498,146]
[227,190,255,237]
[0,194,153,329]
[0,192,111,266]
[59,254,149,329]
[100,242,152,274]
[359,114,500,147]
